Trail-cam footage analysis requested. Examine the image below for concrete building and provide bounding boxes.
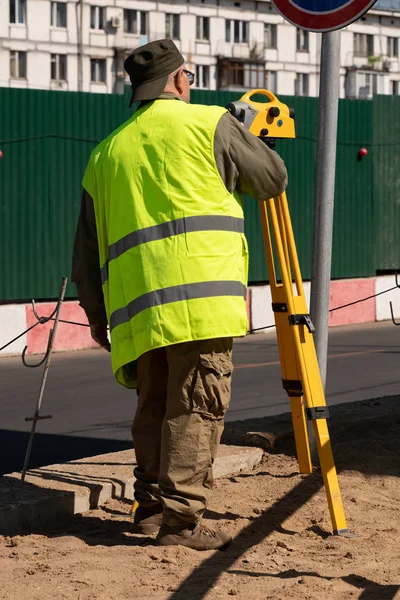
[1,0,400,98]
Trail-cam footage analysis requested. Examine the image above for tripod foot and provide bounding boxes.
[334,528,360,538]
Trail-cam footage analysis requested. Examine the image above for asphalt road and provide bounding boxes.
[1,321,400,474]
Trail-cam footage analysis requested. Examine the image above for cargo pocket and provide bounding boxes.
[191,353,234,420]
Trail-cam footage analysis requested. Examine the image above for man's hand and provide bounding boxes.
[90,324,111,352]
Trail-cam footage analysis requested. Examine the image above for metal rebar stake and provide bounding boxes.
[20,276,68,487]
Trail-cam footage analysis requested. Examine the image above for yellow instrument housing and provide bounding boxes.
[226,89,296,141]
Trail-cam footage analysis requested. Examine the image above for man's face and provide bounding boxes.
[177,65,193,103]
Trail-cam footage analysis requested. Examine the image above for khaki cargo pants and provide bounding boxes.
[131,337,233,524]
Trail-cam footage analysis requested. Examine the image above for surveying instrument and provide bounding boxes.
[227,89,349,536]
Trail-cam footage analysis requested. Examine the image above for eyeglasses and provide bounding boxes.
[183,69,195,86]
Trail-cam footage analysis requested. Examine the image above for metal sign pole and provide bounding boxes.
[270,0,375,464]
[310,30,341,390]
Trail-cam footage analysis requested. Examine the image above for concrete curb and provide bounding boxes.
[0,445,263,536]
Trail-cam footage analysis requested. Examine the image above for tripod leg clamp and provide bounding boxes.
[306,406,330,420]
[272,303,288,313]
[289,314,316,334]
[282,378,303,397]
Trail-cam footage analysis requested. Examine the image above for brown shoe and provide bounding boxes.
[132,505,163,535]
[156,522,232,551]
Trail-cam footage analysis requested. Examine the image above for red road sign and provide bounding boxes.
[271,0,378,32]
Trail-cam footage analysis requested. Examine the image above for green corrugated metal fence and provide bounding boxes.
[333,98,375,279]
[373,96,400,271]
[0,87,398,302]
[0,87,131,301]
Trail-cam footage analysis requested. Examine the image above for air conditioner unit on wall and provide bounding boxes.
[383,59,391,72]
[111,15,121,28]
[359,85,372,100]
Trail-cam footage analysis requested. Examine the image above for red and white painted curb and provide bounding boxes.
[1,275,399,356]
[249,275,399,333]
[0,301,94,356]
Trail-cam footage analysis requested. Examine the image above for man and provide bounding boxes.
[72,39,287,551]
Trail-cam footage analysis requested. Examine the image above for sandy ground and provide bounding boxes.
[1,396,400,600]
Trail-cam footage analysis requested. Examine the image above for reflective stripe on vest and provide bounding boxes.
[109,280,247,330]
[101,215,245,284]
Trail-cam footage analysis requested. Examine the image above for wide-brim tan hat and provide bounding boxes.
[124,39,185,106]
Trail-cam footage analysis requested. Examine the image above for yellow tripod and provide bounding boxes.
[258,193,348,535]
[227,88,348,535]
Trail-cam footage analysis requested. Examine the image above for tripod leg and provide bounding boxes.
[290,314,348,533]
[267,193,348,534]
[258,200,312,475]
[290,396,312,474]
[275,196,292,285]
[312,418,348,534]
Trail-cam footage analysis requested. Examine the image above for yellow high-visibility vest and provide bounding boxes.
[83,99,249,387]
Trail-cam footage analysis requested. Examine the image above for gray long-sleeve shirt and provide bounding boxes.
[72,95,288,325]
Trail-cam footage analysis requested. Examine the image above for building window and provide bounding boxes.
[51,2,67,28]
[9,0,26,24]
[225,20,249,44]
[166,14,180,39]
[296,28,309,52]
[123,9,148,35]
[295,73,309,96]
[10,50,27,78]
[353,33,374,57]
[267,70,277,91]
[218,60,267,89]
[195,64,210,88]
[196,16,209,41]
[90,58,106,82]
[345,69,386,98]
[51,54,67,80]
[391,80,399,94]
[366,72,378,95]
[264,23,277,49]
[387,37,399,58]
[90,6,105,30]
